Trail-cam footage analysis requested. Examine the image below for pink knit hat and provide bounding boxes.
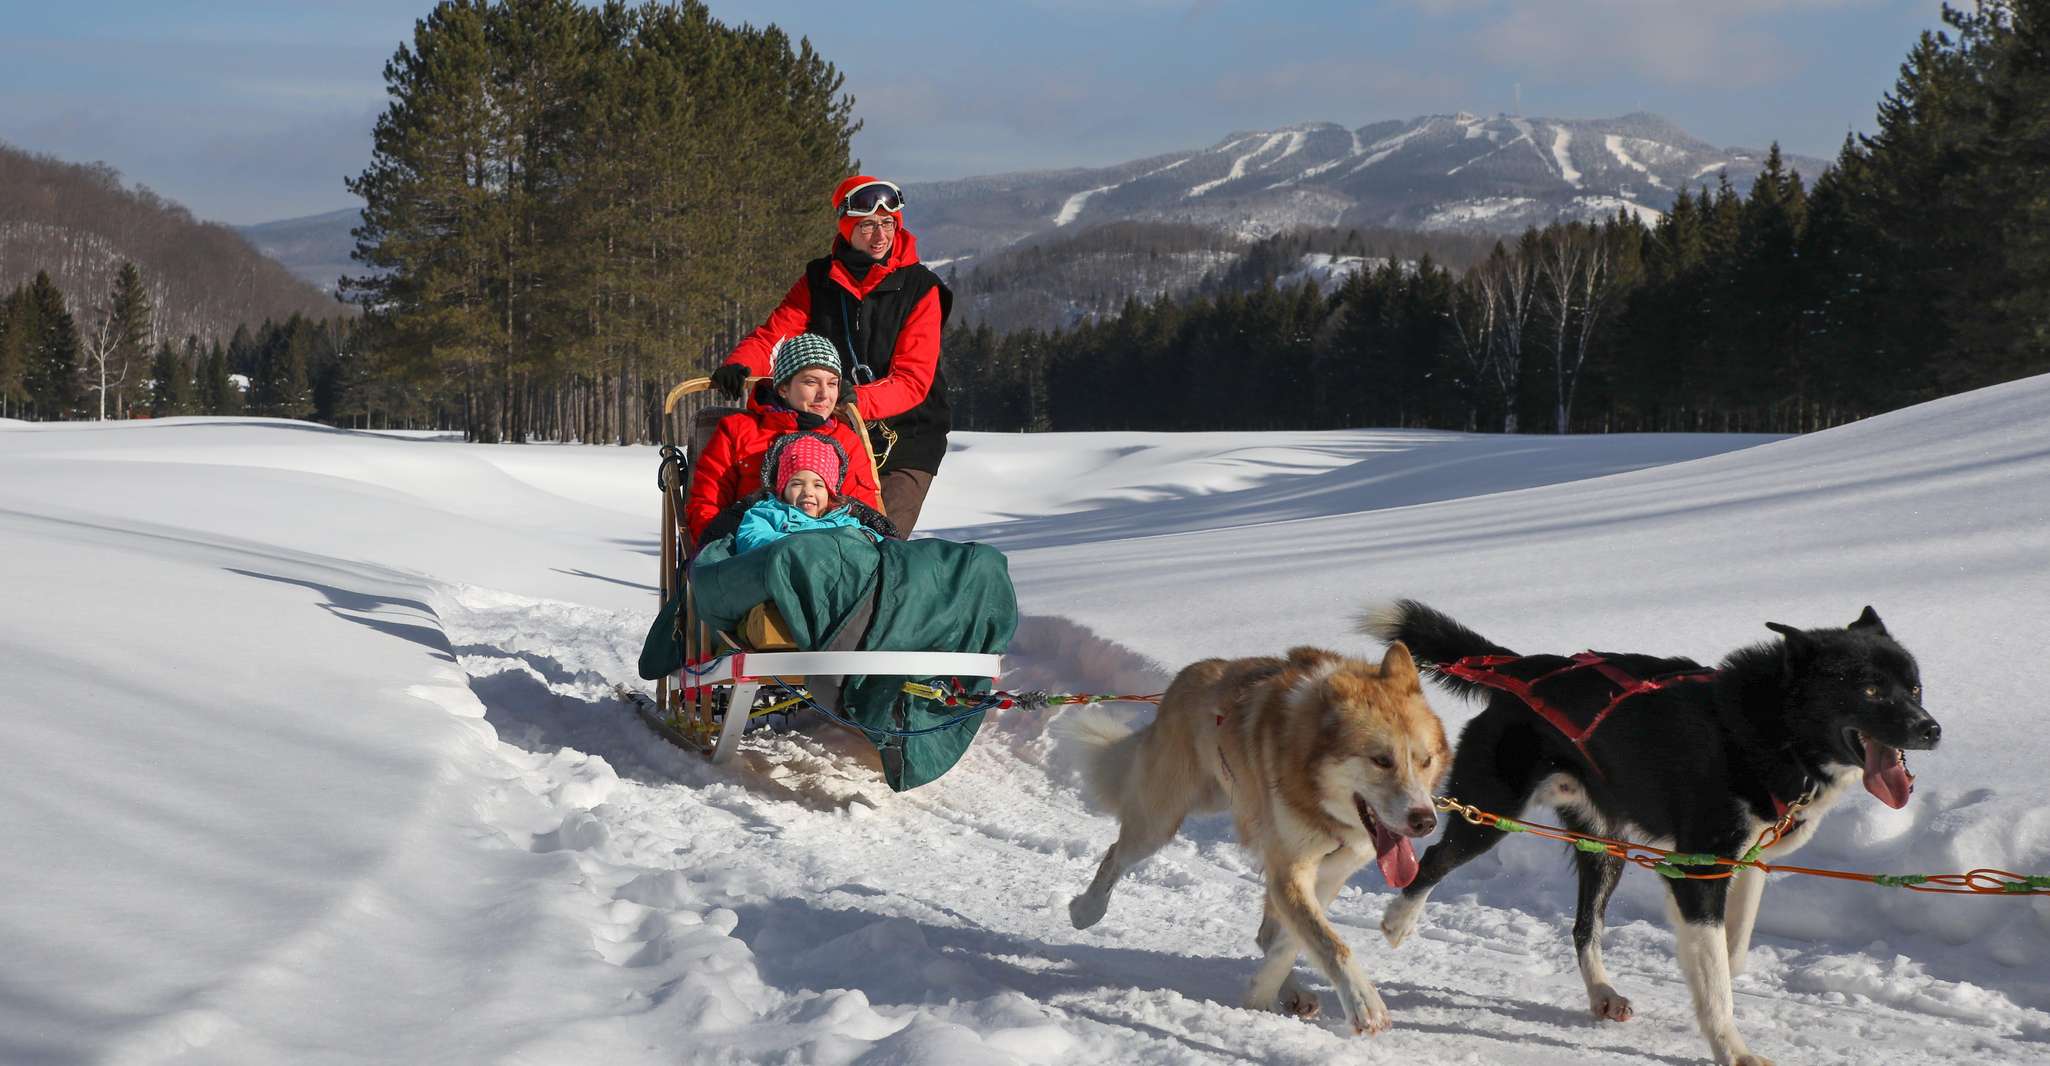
[773,433,846,496]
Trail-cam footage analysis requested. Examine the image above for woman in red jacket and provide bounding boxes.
[710,175,952,533]
[686,334,885,547]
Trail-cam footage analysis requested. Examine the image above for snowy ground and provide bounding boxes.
[4,381,2050,1065]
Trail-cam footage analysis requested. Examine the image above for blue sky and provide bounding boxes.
[0,0,1950,225]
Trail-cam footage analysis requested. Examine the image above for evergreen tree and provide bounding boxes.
[1845,26,1979,401]
[1399,256,1459,427]
[347,0,856,443]
[110,261,153,416]
[1795,138,1890,423]
[199,340,240,415]
[0,286,28,418]
[21,272,82,419]
[1956,0,2050,377]
[148,340,190,416]
[348,0,511,439]
[311,318,369,425]
[1729,145,1808,427]
[247,316,316,418]
[79,262,153,419]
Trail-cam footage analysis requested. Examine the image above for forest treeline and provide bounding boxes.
[7,1,2044,439]
[944,1,2050,434]
[944,222,1500,335]
[1,265,366,423]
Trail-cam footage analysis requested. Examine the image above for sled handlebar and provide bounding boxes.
[663,375,769,415]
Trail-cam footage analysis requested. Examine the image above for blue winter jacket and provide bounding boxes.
[732,497,873,556]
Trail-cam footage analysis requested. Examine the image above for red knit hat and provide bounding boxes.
[833,174,903,244]
[774,433,846,496]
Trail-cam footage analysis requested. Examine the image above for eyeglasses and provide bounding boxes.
[839,180,905,218]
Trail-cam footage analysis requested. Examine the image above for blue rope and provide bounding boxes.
[765,680,998,738]
[679,653,734,680]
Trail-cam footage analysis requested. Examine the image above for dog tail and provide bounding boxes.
[1358,599,1515,700]
[1058,709,1146,814]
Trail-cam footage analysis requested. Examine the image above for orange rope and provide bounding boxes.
[1433,794,2050,896]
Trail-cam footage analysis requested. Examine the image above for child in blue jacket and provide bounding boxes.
[732,431,892,555]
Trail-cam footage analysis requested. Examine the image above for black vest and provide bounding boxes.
[804,256,954,474]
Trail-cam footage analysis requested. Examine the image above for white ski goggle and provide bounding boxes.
[839,180,905,218]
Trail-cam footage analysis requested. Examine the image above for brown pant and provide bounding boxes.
[880,468,935,535]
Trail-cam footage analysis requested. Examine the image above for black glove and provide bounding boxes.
[709,363,749,400]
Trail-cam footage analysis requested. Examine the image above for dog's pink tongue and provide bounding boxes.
[1863,737,1914,809]
[1373,822,1420,888]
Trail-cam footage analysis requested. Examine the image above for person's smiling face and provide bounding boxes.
[849,214,895,259]
[781,469,832,517]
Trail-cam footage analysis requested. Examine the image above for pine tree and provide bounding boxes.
[0,286,28,418]
[347,1,857,443]
[1796,137,1892,424]
[148,341,189,416]
[349,0,507,439]
[279,316,318,418]
[1725,144,1810,428]
[1399,255,1459,428]
[247,317,316,418]
[80,263,152,420]
[109,261,153,417]
[21,272,81,419]
[1960,0,2050,377]
[1846,27,1980,402]
[199,340,239,415]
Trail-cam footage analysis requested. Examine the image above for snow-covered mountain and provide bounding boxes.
[242,113,1823,290]
[910,112,1825,261]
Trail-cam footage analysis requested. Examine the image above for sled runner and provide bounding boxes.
[625,376,1010,788]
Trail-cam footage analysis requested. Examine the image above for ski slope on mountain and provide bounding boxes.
[4,378,2049,1065]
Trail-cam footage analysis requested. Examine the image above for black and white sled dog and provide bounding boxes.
[1363,600,1941,1066]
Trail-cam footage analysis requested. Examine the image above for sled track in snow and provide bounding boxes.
[431,587,2050,1065]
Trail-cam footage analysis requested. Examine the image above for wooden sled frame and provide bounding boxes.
[636,376,1002,763]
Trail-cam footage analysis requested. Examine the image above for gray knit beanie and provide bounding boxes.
[771,333,844,386]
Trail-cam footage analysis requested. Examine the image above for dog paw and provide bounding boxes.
[1588,985,1634,1022]
[1277,977,1321,1019]
[1732,1055,1774,1066]
[1337,978,1391,1036]
[1380,895,1423,948]
[1068,892,1107,930]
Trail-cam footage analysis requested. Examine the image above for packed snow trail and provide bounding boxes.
[438,595,2050,1065]
[6,389,2050,1063]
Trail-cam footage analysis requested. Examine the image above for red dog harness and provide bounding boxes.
[1439,653,1808,819]
[1438,652,1719,779]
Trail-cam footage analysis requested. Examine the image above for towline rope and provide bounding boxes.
[1432,793,2050,896]
[749,682,1165,739]
[669,667,2045,895]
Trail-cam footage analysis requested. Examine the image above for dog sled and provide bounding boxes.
[623,376,1013,790]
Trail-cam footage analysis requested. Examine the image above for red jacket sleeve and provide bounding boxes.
[830,418,885,515]
[685,417,747,544]
[725,277,813,374]
[852,287,942,421]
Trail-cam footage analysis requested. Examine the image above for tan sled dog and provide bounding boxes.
[1067,644,1450,1035]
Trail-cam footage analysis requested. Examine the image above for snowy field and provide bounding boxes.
[4,378,2049,1065]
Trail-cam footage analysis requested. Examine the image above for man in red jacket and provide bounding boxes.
[711,175,953,533]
